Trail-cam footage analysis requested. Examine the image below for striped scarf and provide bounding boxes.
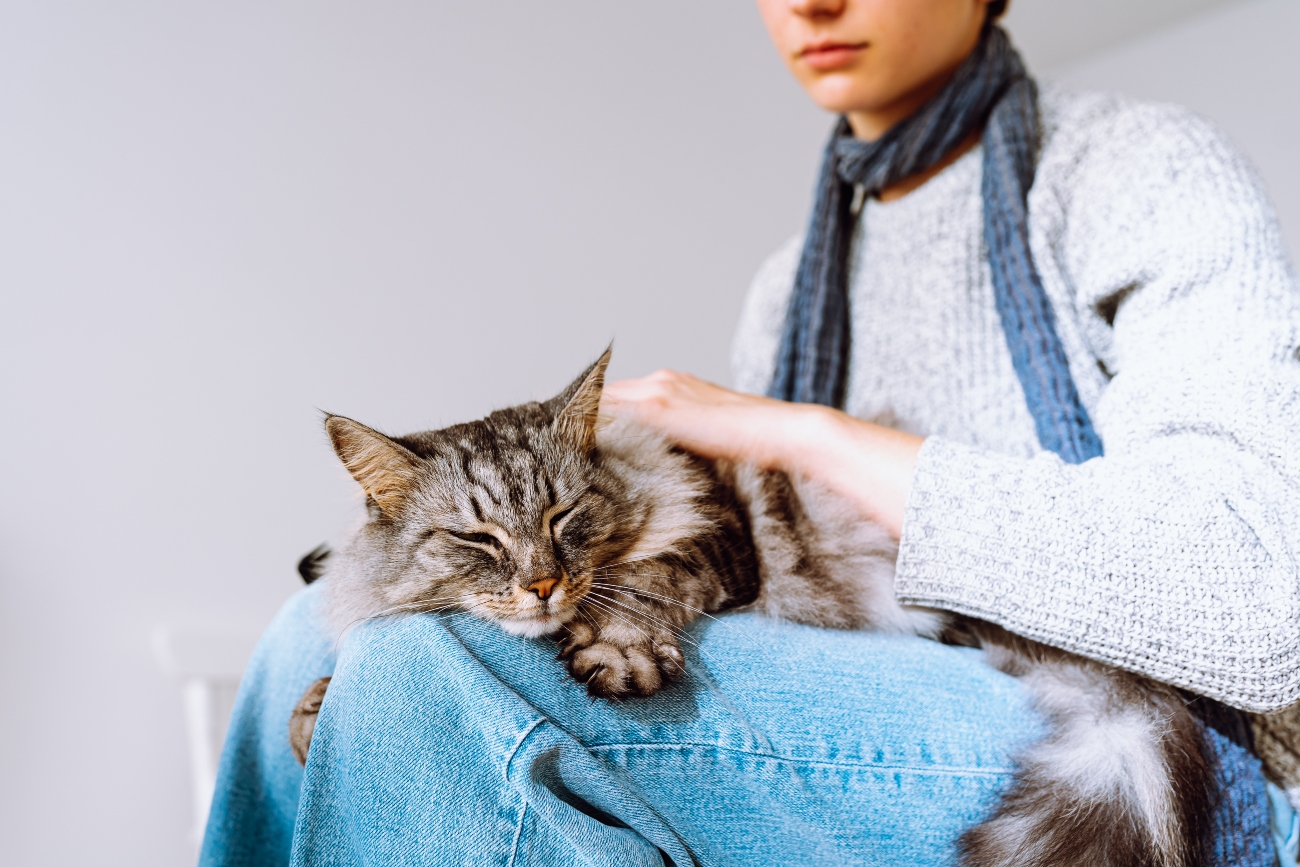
[767,25,1100,463]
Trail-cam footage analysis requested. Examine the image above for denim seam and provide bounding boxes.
[588,741,1015,777]
[502,716,548,783]
[502,720,546,867]
[506,798,528,867]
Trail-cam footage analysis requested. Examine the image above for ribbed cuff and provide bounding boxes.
[894,436,1066,623]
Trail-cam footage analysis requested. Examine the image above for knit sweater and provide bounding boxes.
[731,87,1300,784]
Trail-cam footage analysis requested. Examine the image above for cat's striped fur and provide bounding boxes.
[292,350,1215,867]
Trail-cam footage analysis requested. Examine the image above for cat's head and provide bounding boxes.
[326,349,648,637]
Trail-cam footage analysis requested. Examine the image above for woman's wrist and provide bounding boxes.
[777,404,924,539]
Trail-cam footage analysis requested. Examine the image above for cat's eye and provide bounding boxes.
[448,529,501,549]
[549,504,577,537]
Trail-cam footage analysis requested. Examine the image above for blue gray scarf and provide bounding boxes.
[768,25,1273,863]
[768,25,1100,464]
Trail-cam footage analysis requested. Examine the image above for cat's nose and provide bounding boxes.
[527,577,559,600]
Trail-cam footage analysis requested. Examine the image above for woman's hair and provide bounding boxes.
[989,0,1009,19]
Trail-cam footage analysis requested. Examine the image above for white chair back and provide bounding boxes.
[152,624,261,845]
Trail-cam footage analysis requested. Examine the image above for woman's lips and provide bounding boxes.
[800,41,867,72]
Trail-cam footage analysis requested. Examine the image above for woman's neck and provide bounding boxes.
[843,36,984,204]
[874,128,981,203]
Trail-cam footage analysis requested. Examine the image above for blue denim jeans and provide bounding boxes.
[201,583,1283,866]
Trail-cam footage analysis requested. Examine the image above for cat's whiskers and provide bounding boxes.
[580,593,708,657]
[590,582,769,656]
[587,551,690,575]
[373,595,478,618]
[584,597,707,655]
[589,581,722,624]
[332,594,494,651]
[578,594,759,688]
[576,606,601,637]
[582,592,707,655]
[584,592,773,699]
[577,595,668,651]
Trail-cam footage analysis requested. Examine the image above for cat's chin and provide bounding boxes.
[497,612,567,639]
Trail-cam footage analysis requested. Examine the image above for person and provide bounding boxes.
[201,0,1300,864]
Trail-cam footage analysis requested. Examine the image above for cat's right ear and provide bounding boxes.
[324,415,419,515]
[551,347,611,452]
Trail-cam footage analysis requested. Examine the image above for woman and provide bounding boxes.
[202,0,1300,864]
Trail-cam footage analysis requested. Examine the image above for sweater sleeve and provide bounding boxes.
[894,101,1300,713]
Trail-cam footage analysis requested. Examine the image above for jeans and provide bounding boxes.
[201,583,1282,866]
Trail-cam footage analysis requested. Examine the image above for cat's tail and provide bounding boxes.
[959,623,1215,867]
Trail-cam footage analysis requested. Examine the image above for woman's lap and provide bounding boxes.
[204,585,1046,866]
[204,585,1294,866]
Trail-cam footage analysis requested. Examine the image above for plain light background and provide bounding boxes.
[0,0,1295,863]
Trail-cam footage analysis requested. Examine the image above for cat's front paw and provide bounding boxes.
[288,676,332,766]
[559,621,684,699]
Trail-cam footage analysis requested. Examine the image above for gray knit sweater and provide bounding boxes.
[731,88,1300,724]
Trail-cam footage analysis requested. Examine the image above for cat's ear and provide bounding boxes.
[325,415,419,515]
[551,347,611,452]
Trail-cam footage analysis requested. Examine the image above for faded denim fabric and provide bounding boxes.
[203,583,1040,866]
[201,584,336,866]
[1271,782,1300,867]
[202,584,1290,866]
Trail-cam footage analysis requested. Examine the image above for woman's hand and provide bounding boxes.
[602,370,925,538]
[602,370,803,467]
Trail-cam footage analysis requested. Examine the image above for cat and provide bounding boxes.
[290,349,1214,867]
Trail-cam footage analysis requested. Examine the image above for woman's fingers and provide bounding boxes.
[603,371,789,464]
[605,370,728,408]
[605,370,773,413]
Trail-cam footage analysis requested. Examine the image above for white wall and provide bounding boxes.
[0,1,1295,865]
[1054,0,1300,260]
[1002,0,1237,72]
[0,4,827,864]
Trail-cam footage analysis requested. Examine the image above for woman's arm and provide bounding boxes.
[614,100,1300,714]
[602,373,923,537]
[887,101,1300,714]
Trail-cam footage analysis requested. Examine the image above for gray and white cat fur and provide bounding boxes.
[292,349,1214,867]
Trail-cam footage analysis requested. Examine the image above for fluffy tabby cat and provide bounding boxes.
[291,349,1214,867]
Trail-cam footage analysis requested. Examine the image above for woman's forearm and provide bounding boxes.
[774,404,923,538]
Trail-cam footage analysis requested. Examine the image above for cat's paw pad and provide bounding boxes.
[569,639,674,698]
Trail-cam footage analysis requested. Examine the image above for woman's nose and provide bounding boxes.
[787,0,846,20]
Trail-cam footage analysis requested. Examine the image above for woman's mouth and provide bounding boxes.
[800,41,867,72]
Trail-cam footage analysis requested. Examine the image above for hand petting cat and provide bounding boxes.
[602,369,923,538]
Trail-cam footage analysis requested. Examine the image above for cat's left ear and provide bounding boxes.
[552,347,611,452]
[325,414,420,515]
